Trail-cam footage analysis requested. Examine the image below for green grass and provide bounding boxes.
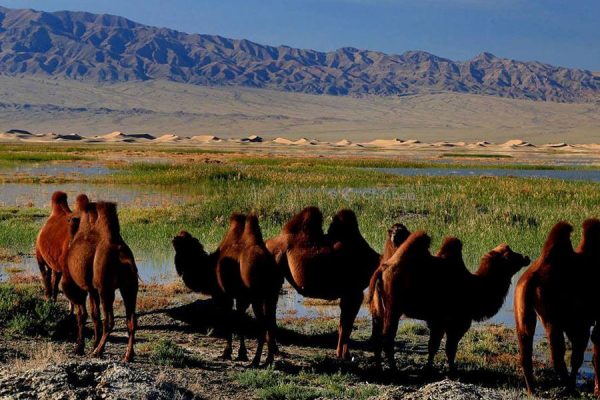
[149,339,196,367]
[233,369,379,400]
[0,284,69,337]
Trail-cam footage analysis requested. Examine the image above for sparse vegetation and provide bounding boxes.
[0,284,69,337]
[149,339,195,367]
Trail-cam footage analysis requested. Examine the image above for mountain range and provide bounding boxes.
[0,5,599,103]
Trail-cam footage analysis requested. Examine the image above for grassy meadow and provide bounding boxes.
[0,144,599,269]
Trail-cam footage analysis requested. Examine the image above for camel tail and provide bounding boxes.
[367,266,385,313]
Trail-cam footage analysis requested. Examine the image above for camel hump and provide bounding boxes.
[540,221,573,263]
[284,206,323,237]
[579,218,600,254]
[51,191,71,214]
[328,209,359,239]
[387,231,431,266]
[75,194,90,211]
[437,237,463,259]
[96,201,121,236]
[243,214,264,244]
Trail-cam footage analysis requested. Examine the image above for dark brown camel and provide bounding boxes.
[515,219,600,396]
[35,191,86,301]
[172,213,283,366]
[62,200,138,362]
[371,231,529,374]
[266,207,381,359]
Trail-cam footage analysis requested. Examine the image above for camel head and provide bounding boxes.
[484,244,530,277]
[67,194,97,238]
[172,231,207,276]
[388,223,411,248]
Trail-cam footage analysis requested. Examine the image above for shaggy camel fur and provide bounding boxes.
[35,191,83,300]
[266,207,381,359]
[371,231,530,373]
[173,213,283,366]
[62,200,138,362]
[515,219,600,396]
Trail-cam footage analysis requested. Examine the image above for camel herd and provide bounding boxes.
[32,191,599,396]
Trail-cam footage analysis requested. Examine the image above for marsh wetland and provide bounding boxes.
[1,143,599,399]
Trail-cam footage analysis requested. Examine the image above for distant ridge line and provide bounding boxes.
[0,6,599,103]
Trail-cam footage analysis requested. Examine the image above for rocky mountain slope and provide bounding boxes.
[1,6,599,102]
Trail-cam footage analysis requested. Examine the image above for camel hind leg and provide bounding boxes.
[88,289,102,349]
[445,319,471,377]
[250,301,266,367]
[60,273,88,354]
[36,250,52,300]
[263,290,280,366]
[425,320,445,374]
[120,281,138,362]
[515,277,538,395]
[92,289,115,358]
[50,270,62,301]
[544,322,569,385]
[337,291,363,360]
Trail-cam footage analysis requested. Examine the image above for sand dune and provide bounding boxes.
[2,129,600,156]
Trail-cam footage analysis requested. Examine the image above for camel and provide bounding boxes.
[35,191,85,300]
[370,231,530,374]
[172,213,283,366]
[266,207,381,359]
[383,223,411,262]
[515,219,600,396]
[62,200,138,362]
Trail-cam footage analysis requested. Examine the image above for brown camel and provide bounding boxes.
[62,200,138,362]
[266,206,381,359]
[35,191,86,300]
[172,213,283,366]
[371,231,530,374]
[515,219,600,396]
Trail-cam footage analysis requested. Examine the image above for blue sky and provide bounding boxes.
[2,0,599,70]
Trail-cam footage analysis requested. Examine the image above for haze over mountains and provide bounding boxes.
[1,6,599,103]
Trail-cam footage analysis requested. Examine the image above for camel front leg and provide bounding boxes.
[566,326,591,393]
[88,289,102,349]
[51,270,62,301]
[337,291,363,360]
[591,324,599,397]
[426,320,445,374]
[445,319,471,378]
[544,322,569,385]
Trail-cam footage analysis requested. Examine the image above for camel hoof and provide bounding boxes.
[235,353,249,362]
[74,345,85,356]
[218,352,232,361]
[122,353,134,363]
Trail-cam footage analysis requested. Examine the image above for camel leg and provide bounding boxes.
[36,251,52,300]
[120,282,138,362]
[592,324,600,397]
[235,298,250,361]
[251,301,266,367]
[51,270,62,302]
[445,319,471,378]
[372,311,384,369]
[544,323,569,385]
[516,306,538,395]
[566,327,590,393]
[337,291,363,360]
[60,274,87,354]
[382,300,401,372]
[218,297,234,360]
[263,292,279,366]
[92,290,115,358]
[425,320,445,374]
[88,289,102,349]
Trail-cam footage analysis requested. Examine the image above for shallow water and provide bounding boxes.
[0,182,193,208]
[378,167,600,182]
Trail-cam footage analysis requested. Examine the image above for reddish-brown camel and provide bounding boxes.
[172,213,283,366]
[266,206,381,359]
[515,219,600,396]
[62,200,138,362]
[35,191,87,301]
[371,231,530,374]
